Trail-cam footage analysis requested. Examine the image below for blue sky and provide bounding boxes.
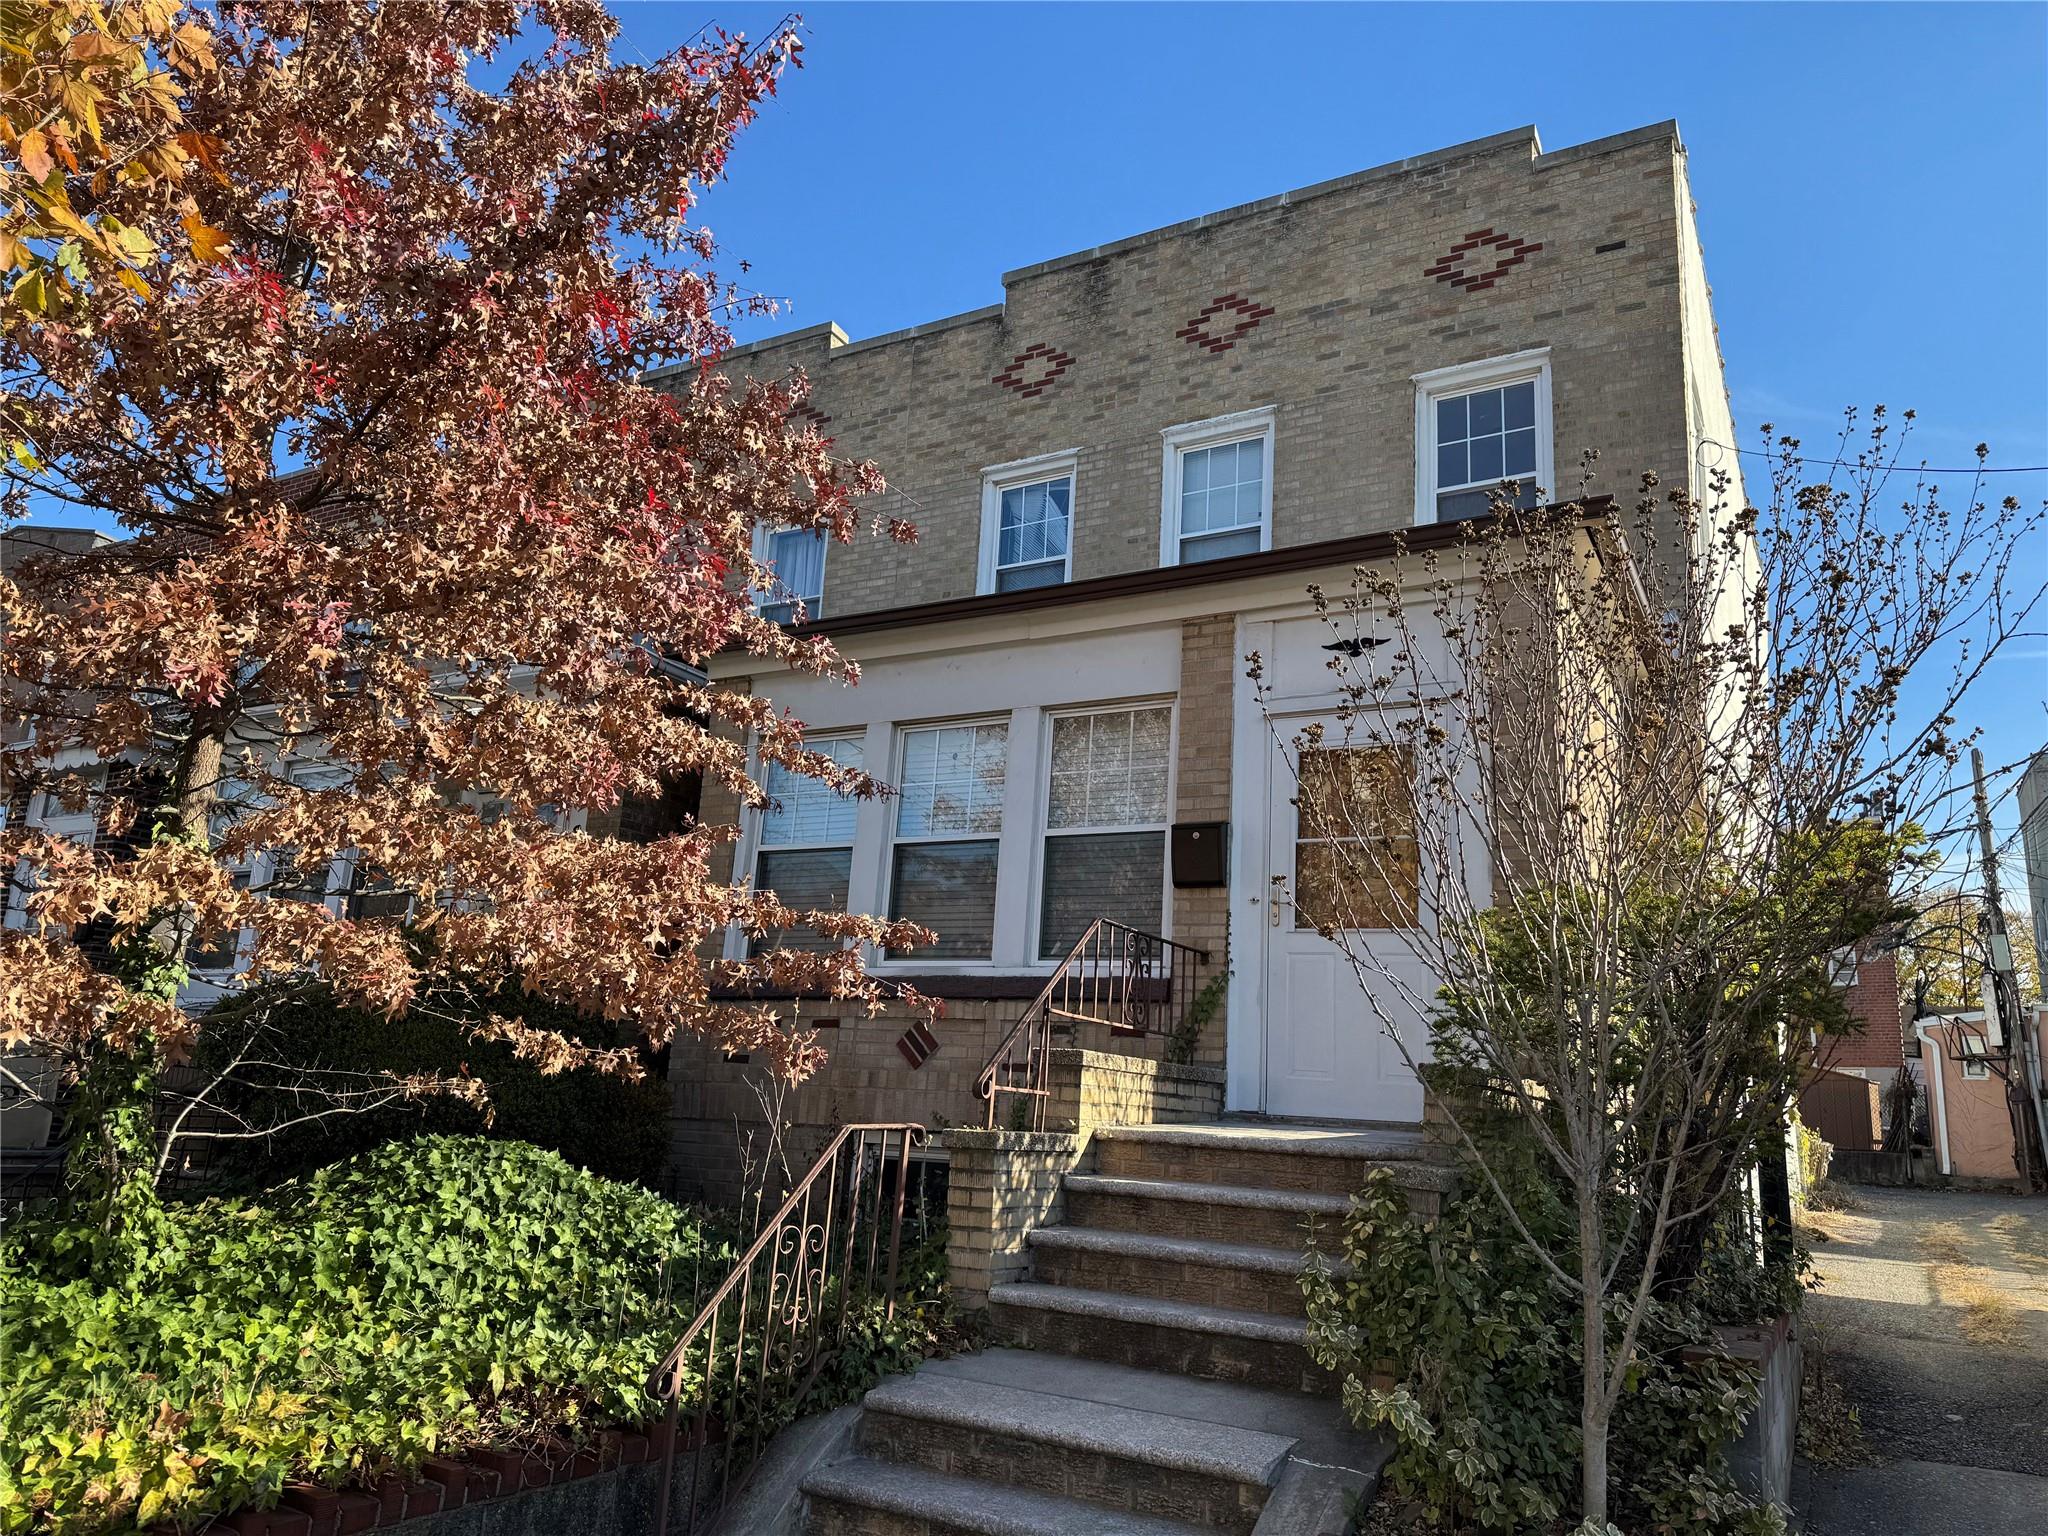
[27,3,2046,875]
[617,0,2045,875]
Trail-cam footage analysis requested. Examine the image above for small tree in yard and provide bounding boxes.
[1,1,927,1254]
[1265,418,2041,1529]
[1897,889,2038,1014]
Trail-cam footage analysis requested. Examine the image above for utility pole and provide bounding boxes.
[1973,747,2048,1187]
[1973,749,2016,1045]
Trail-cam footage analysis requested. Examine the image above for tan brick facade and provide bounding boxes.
[1172,616,1236,1065]
[941,1050,1225,1309]
[664,120,1742,1183]
[667,121,1730,623]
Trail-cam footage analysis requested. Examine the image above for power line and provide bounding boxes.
[1698,439,2048,477]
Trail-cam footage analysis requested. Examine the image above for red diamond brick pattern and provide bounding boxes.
[1176,292,1277,353]
[991,342,1075,399]
[1423,228,1543,293]
[896,1020,940,1069]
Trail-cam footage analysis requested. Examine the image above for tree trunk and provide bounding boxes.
[1579,1188,1610,1528]
[61,717,227,1259]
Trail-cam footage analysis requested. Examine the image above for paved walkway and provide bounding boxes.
[1796,1185,2048,1532]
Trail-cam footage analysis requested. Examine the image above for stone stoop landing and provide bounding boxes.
[799,1349,1387,1536]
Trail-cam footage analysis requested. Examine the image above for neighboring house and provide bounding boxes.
[1804,942,1910,1150]
[1829,944,1910,1090]
[2022,749,2048,984]
[1,523,699,1164]
[1912,1004,2047,1187]
[662,121,1747,1200]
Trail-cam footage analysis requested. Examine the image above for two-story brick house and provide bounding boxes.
[660,120,1747,1198]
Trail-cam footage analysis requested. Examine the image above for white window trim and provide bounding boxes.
[1030,699,1178,963]
[977,448,1081,597]
[1411,348,1553,527]
[881,715,1013,963]
[750,522,827,622]
[1158,406,1277,568]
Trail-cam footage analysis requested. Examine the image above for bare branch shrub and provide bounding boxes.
[1259,413,2042,1525]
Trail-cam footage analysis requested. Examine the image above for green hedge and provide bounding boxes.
[1,1137,728,1535]
[1302,1166,1793,1536]
[192,984,672,1186]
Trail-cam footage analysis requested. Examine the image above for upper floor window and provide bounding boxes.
[979,451,1078,594]
[1160,408,1276,566]
[1413,350,1552,524]
[888,720,1007,958]
[756,525,826,623]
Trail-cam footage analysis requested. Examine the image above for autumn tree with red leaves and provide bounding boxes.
[1,0,924,1248]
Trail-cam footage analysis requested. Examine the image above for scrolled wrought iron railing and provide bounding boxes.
[976,918,1210,1131]
[644,1122,927,1534]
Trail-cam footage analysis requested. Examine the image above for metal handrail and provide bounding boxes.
[645,1121,928,1534]
[976,919,1210,1131]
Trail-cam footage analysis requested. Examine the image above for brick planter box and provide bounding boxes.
[183,1423,676,1536]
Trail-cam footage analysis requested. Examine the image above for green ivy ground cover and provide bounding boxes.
[0,1137,731,1535]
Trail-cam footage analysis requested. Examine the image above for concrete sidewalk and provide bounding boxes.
[1795,1184,2048,1531]
[1796,1458,2048,1535]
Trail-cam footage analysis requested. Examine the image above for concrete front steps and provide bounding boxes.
[989,1122,1449,1397]
[800,1349,1386,1536]
[796,1120,1429,1535]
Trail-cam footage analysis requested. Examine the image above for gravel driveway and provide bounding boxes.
[1797,1184,2048,1533]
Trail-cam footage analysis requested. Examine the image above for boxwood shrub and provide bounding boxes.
[191,983,672,1187]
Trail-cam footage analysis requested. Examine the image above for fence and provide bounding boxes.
[643,1123,929,1534]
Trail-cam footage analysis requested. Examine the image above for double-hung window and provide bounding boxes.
[1039,705,1172,959]
[888,721,1007,957]
[753,734,863,951]
[1161,408,1275,565]
[979,452,1077,594]
[1413,350,1552,524]
[756,525,827,623]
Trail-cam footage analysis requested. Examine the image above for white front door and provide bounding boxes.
[1258,719,1430,1123]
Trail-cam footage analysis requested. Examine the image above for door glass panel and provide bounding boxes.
[1293,744,1417,930]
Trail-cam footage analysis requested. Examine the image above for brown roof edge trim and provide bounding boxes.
[786,497,1618,641]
